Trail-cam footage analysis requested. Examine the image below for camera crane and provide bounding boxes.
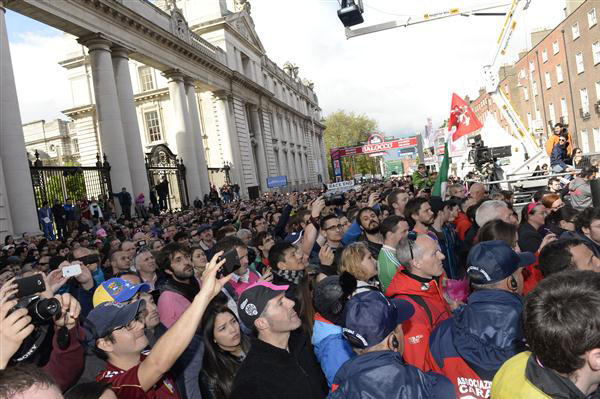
[339,0,546,179]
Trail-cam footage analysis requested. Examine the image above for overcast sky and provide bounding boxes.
[6,0,566,136]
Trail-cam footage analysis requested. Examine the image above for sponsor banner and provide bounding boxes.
[266,176,287,188]
[336,137,418,157]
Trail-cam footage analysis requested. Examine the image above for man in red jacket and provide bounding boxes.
[385,233,452,371]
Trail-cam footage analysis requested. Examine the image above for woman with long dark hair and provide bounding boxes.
[201,295,250,399]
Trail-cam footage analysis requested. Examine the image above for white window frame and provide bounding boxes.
[529,60,535,72]
[138,66,155,92]
[572,22,581,40]
[548,103,556,124]
[596,81,600,102]
[581,129,590,153]
[532,79,538,96]
[581,88,590,114]
[552,40,560,55]
[593,128,600,153]
[588,8,597,28]
[556,64,564,83]
[576,52,585,74]
[523,86,529,101]
[144,110,162,142]
[593,41,600,65]
[542,48,548,63]
[545,71,552,89]
[560,97,569,124]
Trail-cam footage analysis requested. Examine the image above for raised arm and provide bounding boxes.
[137,252,229,391]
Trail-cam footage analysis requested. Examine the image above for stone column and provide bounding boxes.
[0,3,39,235]
[319,135,329,182]
[185,78,210,196]
[111,46,150,200]
[164,70,202,201]
[294,149,303,185]
[287,148,296,187]
[250,106,269,192]
[214,92,241,187]
[79,35,133,193]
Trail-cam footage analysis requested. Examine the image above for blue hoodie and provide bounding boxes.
[311,318,354,388]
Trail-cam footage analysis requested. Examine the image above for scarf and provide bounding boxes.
[272,268,305,285]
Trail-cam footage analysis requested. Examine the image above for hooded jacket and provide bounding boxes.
[569,177,593,211]
[428,290,525,399]
[330,351,456,399]
[385,270,451,371]
[311,314,354,388]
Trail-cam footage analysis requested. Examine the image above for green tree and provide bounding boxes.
[324,110,380,179]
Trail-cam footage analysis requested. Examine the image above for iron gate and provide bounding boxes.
[145,144,189,211]
[29,151,113,211]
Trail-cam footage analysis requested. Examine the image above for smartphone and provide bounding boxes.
[217,248,240,278]
[14,274,46,298]
[62,264,82,278]
[137,240,147,247]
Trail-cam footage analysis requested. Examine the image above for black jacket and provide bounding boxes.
[518,222,543,253]
[230,329,328,399]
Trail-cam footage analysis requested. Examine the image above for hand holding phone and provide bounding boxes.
[217,248,241,278]
[62,264,82,278]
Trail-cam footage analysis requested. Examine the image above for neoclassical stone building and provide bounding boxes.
[0,0,328,237]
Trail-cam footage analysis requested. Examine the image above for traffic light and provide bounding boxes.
[338,0,364,27]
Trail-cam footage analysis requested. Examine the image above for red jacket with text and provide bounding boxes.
[385,270,451,371]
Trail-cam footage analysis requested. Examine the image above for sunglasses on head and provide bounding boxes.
[75,254,100,265]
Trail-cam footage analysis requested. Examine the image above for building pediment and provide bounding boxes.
[224,12,265,54]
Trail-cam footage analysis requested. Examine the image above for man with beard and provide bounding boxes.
[388,189,410,217]
[156,243,201,328]
[405,197,435,235]
[354,207,384,259]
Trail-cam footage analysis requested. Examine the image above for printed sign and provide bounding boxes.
[266,176,288,188]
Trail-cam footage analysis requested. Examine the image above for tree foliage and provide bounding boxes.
[323,110,380,179]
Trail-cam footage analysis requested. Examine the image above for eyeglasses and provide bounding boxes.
[75,254,100,265]
[111,309,146,334]
[323,224,344,231]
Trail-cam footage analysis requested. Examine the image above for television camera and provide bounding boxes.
[467,135,511,190]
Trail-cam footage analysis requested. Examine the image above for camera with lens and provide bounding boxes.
[324,193,345,207]
[12,295,61,325]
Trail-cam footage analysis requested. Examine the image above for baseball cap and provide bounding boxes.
[342,290,415,349]
[284,231,303,245]
[85,300,143,346]
[313,276,345,325]
[466,240,535,285]
[93,278,150,307]
[237,282,289,329]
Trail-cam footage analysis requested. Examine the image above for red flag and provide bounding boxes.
[448,93,483,141]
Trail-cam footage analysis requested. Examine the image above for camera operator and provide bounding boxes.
[0,273,84,392]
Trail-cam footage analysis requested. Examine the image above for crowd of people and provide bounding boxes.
[2,164,600,399]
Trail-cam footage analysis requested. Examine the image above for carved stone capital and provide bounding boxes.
[78,33,113,52]
[162,69,185,83]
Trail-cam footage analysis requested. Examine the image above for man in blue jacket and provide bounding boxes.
[550,135,574,173]
[330,290,456,399]
[427,240,534,399]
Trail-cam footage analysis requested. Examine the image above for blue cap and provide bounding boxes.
[284,231,303,245]
[93,278,150,307]
[342,290,415,349]
[85,300,143,346]
[197,224,213,234]
[467,240,535,285]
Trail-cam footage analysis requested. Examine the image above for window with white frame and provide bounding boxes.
[144,110,162,142]
[576,52,585,73]
[519,69,526,79]
[561,97,569,124]
[573,22,580,39]
[523,86,529,101]
[596,81,600,101]
[532,79,538,96]
[71,139,79,154]
[536,109,542,121]
[548,103,556,124]
[527,112,532,128]
[529,60,535,72]
[588,8,597,28]
[138,66,155,92]
[552,40,560,54]
[594,128,600,152]
[545,71,552,89]
[581,88,590,114]
[556,64,564,83]
[542,48,548,63]
[581,130,590,153]
[593,41,600,65]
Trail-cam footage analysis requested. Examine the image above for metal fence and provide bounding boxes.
[29,152,113,210]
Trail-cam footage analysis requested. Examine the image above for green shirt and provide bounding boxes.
[378,245,401,293]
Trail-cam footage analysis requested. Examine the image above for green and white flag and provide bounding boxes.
[432,141,449,198]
